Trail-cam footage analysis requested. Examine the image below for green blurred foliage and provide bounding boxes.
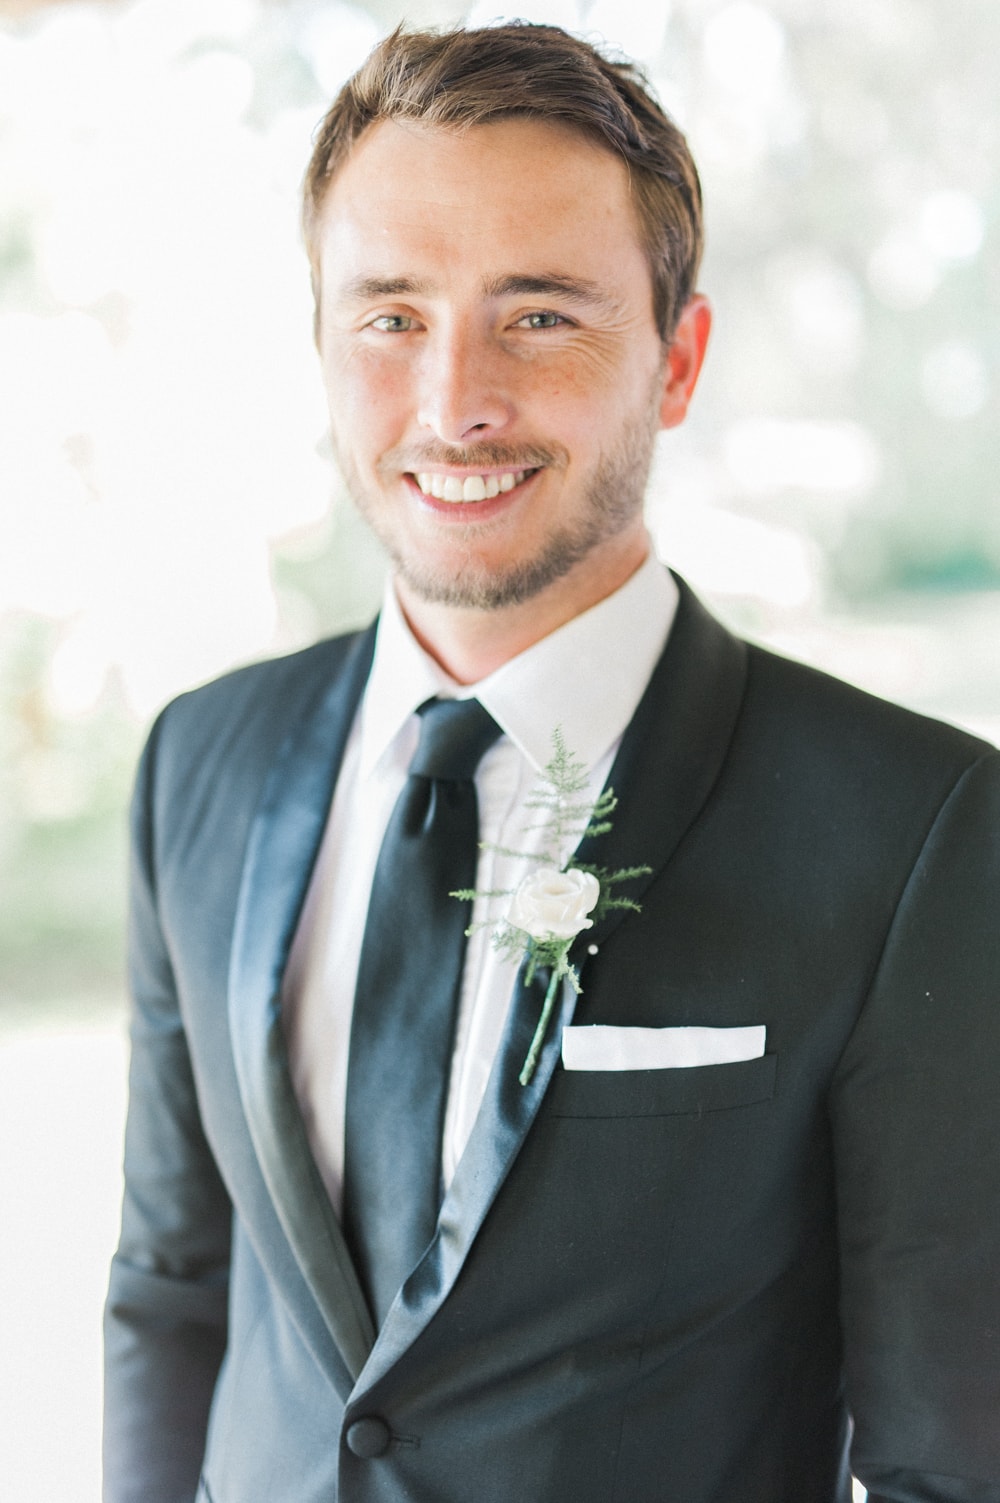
[677,0,1000,597]
[0,616,141,1010]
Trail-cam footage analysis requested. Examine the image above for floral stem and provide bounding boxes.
[519,968,562,1086]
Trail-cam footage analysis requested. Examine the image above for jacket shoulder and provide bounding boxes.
[173,625,374,719]
[736,636,997,828]
[139,624,377,802]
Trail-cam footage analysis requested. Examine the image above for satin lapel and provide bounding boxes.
[356,959,578,1391]
[570,576,748,957]
[356,578,749,1392]
[229,624,378,1388]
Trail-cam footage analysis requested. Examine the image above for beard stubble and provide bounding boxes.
[332,387,663,612]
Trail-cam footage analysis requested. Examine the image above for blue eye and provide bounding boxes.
[370,314,414,332]
[518,311,565,329]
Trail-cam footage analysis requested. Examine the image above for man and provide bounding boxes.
[103,23,1000,1503]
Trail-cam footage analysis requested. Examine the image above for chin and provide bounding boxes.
[392,531,602,612]
[395,561,550,612]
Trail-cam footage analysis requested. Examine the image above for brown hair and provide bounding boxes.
[302,22,703,340]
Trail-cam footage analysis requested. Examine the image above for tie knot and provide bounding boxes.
[410,698,502,781]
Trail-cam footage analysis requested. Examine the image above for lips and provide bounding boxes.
[412,469,534,502]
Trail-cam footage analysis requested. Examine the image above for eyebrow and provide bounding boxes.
[338,276,424,302]
[481,273,607,305]
[336,271,610,307]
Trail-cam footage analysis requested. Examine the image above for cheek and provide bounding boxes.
[526,367,640,456]
[323,351,410,455]
[528,338,660,424]
[326,346,402,407]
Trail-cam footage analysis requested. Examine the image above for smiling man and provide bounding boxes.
[104,23,1000,1503]
[313,112,708,677]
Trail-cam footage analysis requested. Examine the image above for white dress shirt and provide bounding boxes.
[281,553,678,1213]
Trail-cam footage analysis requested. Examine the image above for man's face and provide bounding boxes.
[313,116,705,619]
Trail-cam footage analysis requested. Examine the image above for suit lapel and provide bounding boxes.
[356,578,749,1393]
[228,624,378,1388]
[569,576,748,957]
[356,958,579,1390]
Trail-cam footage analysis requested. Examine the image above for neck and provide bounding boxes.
[394,534,651,684]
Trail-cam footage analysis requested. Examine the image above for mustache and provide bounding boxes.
[377,441,564,474]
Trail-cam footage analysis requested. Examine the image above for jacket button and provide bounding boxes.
[345,1415,392,1459]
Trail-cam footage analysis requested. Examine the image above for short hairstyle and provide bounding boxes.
[302,22,704,341]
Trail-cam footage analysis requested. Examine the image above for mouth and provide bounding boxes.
[411,468,537,503]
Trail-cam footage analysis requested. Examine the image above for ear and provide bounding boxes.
[658,295,712,430]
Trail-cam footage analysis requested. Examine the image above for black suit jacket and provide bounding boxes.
[104,579,1000,1503]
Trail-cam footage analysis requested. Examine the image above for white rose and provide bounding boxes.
[507,867,601,942]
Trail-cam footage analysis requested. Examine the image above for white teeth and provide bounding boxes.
[414,469,529,501]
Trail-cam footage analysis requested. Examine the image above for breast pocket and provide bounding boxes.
[545,1052,778,1119]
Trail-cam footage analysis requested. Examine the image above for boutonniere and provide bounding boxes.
[452,729,651,1086]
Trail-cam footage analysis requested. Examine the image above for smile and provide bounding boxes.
[413,470,534,502]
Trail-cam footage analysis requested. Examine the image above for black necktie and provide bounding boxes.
[342,697,502,1325]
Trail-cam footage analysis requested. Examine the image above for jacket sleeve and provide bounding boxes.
[830,750,1000,1502]
[103,714,232,1503]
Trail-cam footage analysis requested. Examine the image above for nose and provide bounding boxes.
[416,325,513,444]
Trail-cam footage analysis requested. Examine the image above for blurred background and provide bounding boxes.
[0,0,996,1496]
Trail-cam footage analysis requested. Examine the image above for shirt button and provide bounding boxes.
[345,1415,392,1458]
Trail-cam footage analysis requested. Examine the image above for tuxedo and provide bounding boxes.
[103,578,1000,1503]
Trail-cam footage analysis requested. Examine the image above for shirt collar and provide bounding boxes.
[359,552,678,779]
[358,587,458,780]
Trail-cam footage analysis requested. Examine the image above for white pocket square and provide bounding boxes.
[561,1024,767,1072]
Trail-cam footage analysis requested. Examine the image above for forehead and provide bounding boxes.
[314,116,651,303]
